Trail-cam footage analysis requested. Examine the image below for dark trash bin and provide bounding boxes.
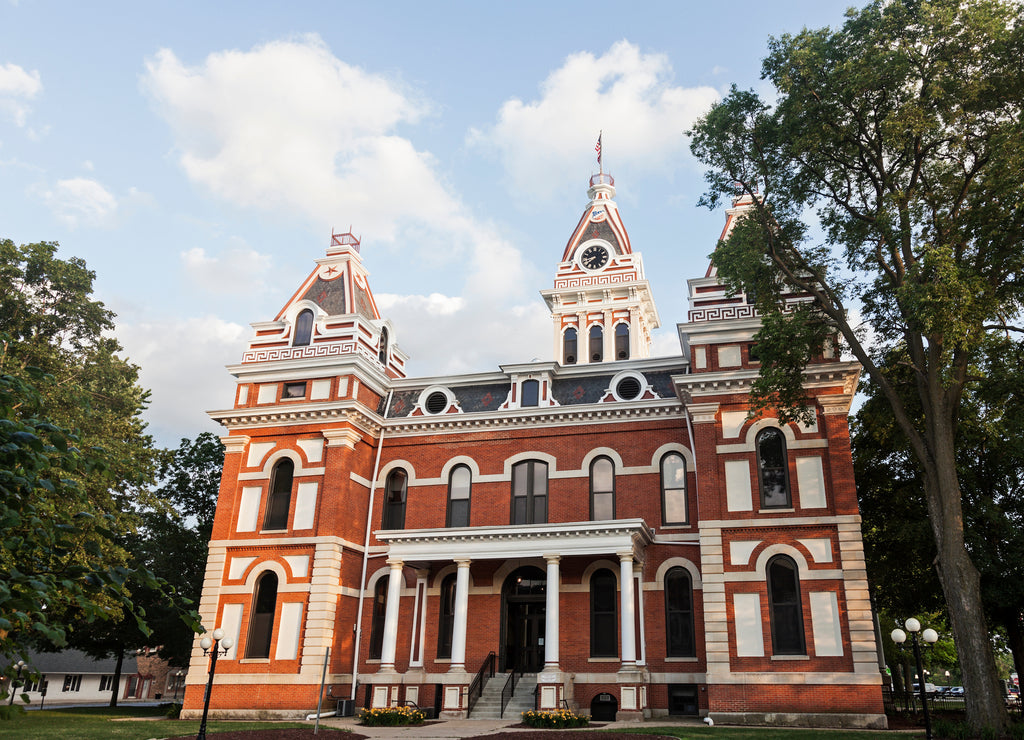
[336,699,355,717]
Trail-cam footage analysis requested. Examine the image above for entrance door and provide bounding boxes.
[501,566,547,673]
[506,601,545,672]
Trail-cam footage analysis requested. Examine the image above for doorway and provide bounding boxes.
[501,566,546,673]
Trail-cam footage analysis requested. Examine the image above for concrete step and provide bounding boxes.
[470,674,538,719]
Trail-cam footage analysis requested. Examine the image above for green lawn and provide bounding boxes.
[0,705,353,740]
[0,705,919,740]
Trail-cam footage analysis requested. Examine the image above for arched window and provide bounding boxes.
[446,465,471,527]
[263,459,294,530]
[615,323,630,360]
[511,460,547,525]
[757,428,791,508]
[436,573,456,659]
[294,309,314,346]
[664,567,695,657]
[589,325,603,362]
[245,571,278,658]
[378,327,389,365]
[368,577,388,659]
[382,469,407,530]
[521,379,539,407]
[590,456,615,521]
[767,555,805,655]
[660,453,688,525]
[590,568,617,657]
[563,327,578,365]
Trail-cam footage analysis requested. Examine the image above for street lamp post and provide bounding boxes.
[892,617,939,740]
[7,661,25,705]
[196,629,234,740]
[173,670,184,703]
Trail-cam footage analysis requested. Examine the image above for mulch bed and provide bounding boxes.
[166,731,367,740]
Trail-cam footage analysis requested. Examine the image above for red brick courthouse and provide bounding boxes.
[181,174,885,727]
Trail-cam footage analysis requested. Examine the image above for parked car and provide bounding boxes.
[947,686,965,696]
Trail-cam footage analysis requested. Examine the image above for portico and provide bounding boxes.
[368,520,653,717]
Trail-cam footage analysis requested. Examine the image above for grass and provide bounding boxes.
[605,729,902,739]
[0,705,353,740]
[0,705,919,740]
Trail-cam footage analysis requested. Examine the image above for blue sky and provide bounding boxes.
[0,1,858,447]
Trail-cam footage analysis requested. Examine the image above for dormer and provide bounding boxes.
[541,174,660,367]
[239,230,409,378]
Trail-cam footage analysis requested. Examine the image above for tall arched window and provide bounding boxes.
[511,460,547,525]
[590,456,615,521]
[664,567,695,657]
[615,323,630,360]
[767,555,805,655]
[521,379,539,407]
[382,469,407,530]
[264,459,294,530]
[437,573,457,659]
[757,428,791,508]
[245,571,278,658]
[660,453,688,525]
[378,327,389,365]
[446,465,471,527]
[563,327,578,365]
[368,578,388,659]
[294,309,314,346]
[589,325,603,362]
[590,568,617,657]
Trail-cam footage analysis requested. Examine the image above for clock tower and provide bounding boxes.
[541,173,659,365]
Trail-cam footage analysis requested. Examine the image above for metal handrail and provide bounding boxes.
[500,665,521,718]
[466,652,495,715]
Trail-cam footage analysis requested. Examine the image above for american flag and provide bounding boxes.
[595,132,602,166]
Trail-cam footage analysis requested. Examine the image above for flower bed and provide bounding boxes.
[358,705,426,726]
[521,709,589,729]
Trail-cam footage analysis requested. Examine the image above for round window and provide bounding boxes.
[616,376,642,400]
[425,391,449,414]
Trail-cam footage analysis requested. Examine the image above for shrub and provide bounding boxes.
[0,704,26,721]
[358,705,425,726]
[164,702,183,719]
[933,718,971,739]
[522,709,589,729]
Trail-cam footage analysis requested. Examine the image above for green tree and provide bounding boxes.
[689,0,1024,730]
[0,239,199,689]
[141,432,224,666]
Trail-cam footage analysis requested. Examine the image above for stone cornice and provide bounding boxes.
[377,519,655,561]
[672,361,861,402]
[383,400,684,437]
[209,403,383,436]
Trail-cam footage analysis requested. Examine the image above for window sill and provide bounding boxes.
[259,529,288,534]
[366,659,381,664]
[660,524,692,529]
[239,658,270,664]
[771,655,809,661]
[665,656,699,662]
[758,508,794,514]
[588,657,620,662]
[435,658,451,664]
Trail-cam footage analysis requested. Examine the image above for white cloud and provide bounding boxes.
[142,35,545,375]
[142,36,462,241]
[0,62,42,126]
[37,177,118,228]
[468,40,719,200]
[181,241,273,294]
[117,315,250,446]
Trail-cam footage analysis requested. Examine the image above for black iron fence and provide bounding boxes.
[883,687,1022,718]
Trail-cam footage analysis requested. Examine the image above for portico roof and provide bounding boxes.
[375,518,654,563]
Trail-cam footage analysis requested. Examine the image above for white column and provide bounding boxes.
[379,559,404,670]
[603,308,614,361]
[544,554,560,669]
[634,562,646,665]
[449,559,471,671]
[410,570,428,667]
[578,312,588,364]
[618,551,637,667]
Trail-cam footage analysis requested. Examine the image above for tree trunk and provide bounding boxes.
[923,429,1008,732]
[109,651,123,708]
[1003,610,1024,693]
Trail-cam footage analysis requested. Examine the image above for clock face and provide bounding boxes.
[580,244,610,270]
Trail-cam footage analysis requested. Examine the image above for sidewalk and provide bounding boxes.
[315,715,705,738]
